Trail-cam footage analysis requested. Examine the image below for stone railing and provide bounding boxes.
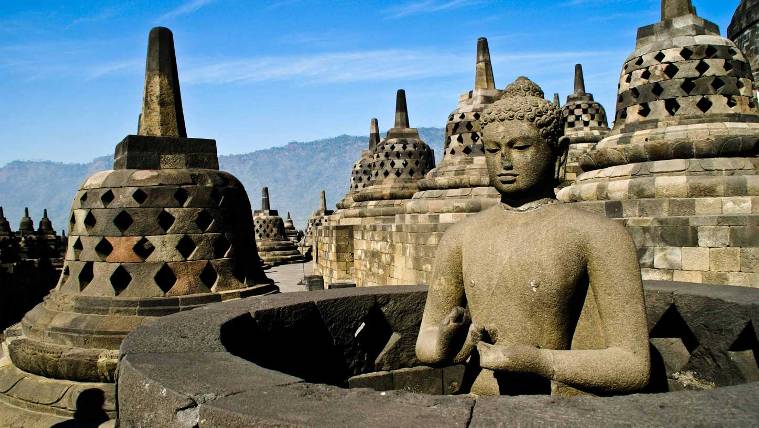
[117,281,759,427]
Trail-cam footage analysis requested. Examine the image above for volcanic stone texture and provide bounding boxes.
[116,282,759,427]
[728,0,759,94]
[559,2,759,286]
[316,39,501,288]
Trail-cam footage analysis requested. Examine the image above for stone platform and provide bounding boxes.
[117,281,759,427]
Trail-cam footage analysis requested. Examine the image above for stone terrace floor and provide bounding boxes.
[265,261,313,293]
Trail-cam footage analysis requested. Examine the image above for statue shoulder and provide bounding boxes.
[438,206,497,244]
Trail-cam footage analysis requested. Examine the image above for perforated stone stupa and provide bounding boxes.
[283,212,301,244]
[729,0,759,96]
[559,0,759,286]
[337,118,380,209]
[315,38,511,287]
[560,64,610,185]
[0,27,275,424]
[303,190,333,254]
[353,90,435,203]
[253,187,304,266]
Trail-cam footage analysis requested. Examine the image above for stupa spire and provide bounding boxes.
[553,93,561,107]
[661,0,696,21]
[574,64,586,96]
[261,187,271,211]
[369,118,380,151]
[138,27,187,138]
[0,207,10,234]
[475,37,496,90]
[39,208,53,233]
[19,207,34,234]
[320,190,327,212]
[394,89,410,129]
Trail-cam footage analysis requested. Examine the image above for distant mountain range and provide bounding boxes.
[0,128,445,232]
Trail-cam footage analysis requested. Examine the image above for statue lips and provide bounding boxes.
[497,173,518,184]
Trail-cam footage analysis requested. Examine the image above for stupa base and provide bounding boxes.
[0,358,116,425]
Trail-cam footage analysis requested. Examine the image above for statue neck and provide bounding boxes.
[499,185,556,210]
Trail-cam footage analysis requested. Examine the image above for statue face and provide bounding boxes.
[483,120,555,197]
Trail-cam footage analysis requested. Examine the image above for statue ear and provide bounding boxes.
[554,136,570,182]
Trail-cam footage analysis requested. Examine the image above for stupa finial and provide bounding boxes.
[475,37,496,90]
[261,187,270,211]
[320,190,327,212]
[138,27,187,138]
[369,118,380,151]
[394,89,410,129]
[553,93,561,107]
[574,64,586,96]
[661,0,696,21]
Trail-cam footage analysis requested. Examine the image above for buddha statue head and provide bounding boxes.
[480,77,565,203]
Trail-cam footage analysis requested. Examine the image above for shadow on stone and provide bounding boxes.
[51,388,109,427]
[222,305,349,386]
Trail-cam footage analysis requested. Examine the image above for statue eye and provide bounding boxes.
[485,146,500,154]
[512,143,531,150]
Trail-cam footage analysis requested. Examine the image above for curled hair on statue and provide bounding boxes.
[481,76,564,153]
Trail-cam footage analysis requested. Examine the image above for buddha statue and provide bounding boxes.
[415,77,650,396]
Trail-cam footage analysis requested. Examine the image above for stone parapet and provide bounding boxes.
[116,283,759,426]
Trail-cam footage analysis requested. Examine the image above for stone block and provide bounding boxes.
[710,248,741,272]
[673,270,703,283]
[641,268,673,281]
[682,247,710,271]
[695,198,723,215]
[654,247,682,270]
[741,249,759,273]
[348,371,394,391]
[698,226,731,247]
[730,226,759,247]
[669,199,696,216]
[723,197,752,214]
[655,176,688,198]
[392,366,443,395]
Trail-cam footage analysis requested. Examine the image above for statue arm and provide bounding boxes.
[478,220,650,392]
[415,230,470,365]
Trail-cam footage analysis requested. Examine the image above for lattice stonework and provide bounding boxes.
[563,102,608,132]
[349,156,374,192]
[60,170,263,297]
[254,216,287,241]
[444,112,485,158]
[371,139,435,182]
[614,44,756,129]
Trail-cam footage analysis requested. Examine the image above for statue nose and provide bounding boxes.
[501,152,513,169]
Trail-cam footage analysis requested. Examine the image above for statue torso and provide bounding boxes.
[459,203,590,350]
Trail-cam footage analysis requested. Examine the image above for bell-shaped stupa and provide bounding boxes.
[408,37,502,216]
[560,64,610,184]
[559,0,759,286]
[353,90,435,202]
[37,209,54,235]
[283,212,301,244]
[337,118,380,209]
[17,208,34,236]
[728,0,759,96]
[0,27,275,423]
[0,207,12,236]
[253,187,304,266]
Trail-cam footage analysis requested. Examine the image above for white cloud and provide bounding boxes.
[179,48,623,86]
[157,0,216,22]
[383,0,487,18]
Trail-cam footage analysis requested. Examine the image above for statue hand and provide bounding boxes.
[453,323,485,363]
[439,306,470,339]
[477,342,551,377]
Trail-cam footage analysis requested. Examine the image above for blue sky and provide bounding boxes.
[0,0,739,166]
